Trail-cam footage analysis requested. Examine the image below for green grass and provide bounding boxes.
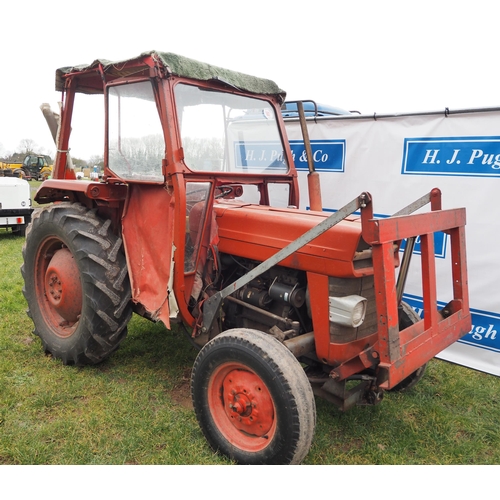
[29,180,43,207]
[1,230,500,465]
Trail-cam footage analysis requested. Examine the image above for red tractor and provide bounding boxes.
[22,51,471,464]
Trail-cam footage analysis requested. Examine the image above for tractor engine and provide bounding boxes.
[218,254,377,349]
[219,256,308,339]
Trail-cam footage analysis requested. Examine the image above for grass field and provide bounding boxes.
[1,221,500,465]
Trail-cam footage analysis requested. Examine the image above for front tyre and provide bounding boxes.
[191,328,316,464]
[21,203,132,365]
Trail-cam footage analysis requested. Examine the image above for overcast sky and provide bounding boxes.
[1,0,497,159]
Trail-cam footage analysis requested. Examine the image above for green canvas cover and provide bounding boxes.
[56,50,286,102]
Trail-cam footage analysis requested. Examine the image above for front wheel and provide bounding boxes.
[21,202,132,365]
[191,328,316,464]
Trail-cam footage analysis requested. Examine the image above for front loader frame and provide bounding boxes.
[361,189,469,389]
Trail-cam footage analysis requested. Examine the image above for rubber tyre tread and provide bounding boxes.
[21,202,132,365]
[191,328,316,465]
[389,301,427,392]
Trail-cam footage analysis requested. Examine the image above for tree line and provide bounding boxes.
[0,138,103,169]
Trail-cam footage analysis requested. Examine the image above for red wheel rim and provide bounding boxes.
[34,237,82,338]
[208,362,277,452]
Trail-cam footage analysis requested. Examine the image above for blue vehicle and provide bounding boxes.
[281,99,351,117]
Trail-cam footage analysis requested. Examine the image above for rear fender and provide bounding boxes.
[35,179,127,207]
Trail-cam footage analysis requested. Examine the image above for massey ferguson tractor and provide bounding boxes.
[22,51,471,465]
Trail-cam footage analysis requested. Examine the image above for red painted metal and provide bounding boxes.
[364,209,466,244]
[300,193,470,386]
[35,238,82,338]
[35,180,127,205]
[214,201,379,278]
[169,172,197,323]
[208,362,276,451]
[305,272,330,362]
[359,199,470,389]
[53,77,77,181]
[307,172,323,212]
[121,184,175,327]
[44,247,82,324]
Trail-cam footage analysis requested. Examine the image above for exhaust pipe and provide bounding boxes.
[297,101,323,212]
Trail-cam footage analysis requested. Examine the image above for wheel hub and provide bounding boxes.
[222,369,274,437]
[44,247,82,323]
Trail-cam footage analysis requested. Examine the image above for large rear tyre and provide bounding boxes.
[191,328,316,464]
[389,301,427,391]
[21,202,132,365]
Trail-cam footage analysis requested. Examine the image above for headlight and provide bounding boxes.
[328,295,367,328]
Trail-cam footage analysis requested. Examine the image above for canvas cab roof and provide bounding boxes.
[55,50,286,102]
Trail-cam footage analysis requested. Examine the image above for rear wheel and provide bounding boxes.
[191,328,316,464]
[21,202,132,365]
[390,301,427,391]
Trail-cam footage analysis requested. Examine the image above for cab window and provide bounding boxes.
[107,81,164,182]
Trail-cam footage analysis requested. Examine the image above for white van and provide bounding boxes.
[0,177,33,236]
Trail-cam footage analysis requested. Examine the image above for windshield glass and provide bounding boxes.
[174,83,288,174]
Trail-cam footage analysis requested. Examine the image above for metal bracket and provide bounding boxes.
[394,188,442,303]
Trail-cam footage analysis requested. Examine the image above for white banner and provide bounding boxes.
[285,109,500,376]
